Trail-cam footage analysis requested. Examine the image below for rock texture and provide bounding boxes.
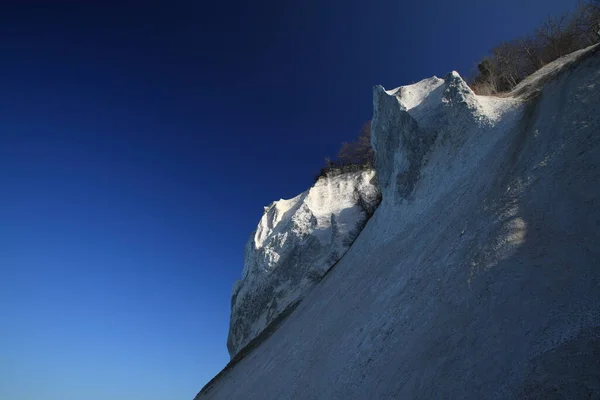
[227,170,380,357]
[197,44,600,399]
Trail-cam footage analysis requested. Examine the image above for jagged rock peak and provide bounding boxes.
[227,169,380,357]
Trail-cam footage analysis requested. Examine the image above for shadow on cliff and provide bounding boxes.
[195,299,302,398]
[193,45,600,399]
[453,62,600,397]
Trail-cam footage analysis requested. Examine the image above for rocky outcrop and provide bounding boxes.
[198,45,600,399]
[227,170,380,357]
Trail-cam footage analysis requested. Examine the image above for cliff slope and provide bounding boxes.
[197,45,600,399]
[228,170,380,357]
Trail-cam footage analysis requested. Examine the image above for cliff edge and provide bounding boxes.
[197,44,600,399]
[227,170,380,357]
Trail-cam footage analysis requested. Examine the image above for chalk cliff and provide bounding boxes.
[199,45,600,399]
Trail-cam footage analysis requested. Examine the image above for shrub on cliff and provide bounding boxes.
[469,0,600,95]
[315,121,374,181]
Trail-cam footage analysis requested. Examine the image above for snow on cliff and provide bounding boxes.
[227,170,380,357]
[198,44,600,399]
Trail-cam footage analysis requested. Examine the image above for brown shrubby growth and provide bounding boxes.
[335,121,374,168]
[470,1,600,95]
[316,1,600,179]
[316,121,374,181]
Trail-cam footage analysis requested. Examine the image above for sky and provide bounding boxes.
[0,1,579,399]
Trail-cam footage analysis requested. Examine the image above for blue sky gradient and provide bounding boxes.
[0,1,578,399]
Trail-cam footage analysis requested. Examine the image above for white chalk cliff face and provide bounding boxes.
[227,170,380,357]
[199,45,600,399]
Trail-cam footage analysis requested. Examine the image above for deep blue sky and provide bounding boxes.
[0,1,577,399]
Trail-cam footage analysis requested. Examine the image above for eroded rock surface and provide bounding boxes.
[199,45,600,399]
[227,170,380,357]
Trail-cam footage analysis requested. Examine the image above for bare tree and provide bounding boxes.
[536,14,578,60]
[492,41,524,91]
[516,34,545,73]
[336,121,374,168]
[571,1,600,45]
[315,121,375,181]
[469,1,600,95]
[587,0,600,11]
